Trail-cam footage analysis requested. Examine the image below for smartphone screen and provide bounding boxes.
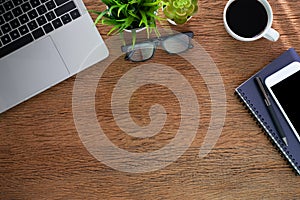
[265,61,300,142]
[271,71,300,132]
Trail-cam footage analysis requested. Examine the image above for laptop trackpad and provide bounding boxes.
[0,37,69,111]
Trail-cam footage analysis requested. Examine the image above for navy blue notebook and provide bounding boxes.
[235,48,300,175]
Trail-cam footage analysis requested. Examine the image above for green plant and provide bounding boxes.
[162,0,198,25]
[90,0,163,45]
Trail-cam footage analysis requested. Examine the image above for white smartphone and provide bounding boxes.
[265,61,300,143]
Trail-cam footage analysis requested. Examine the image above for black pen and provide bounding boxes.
[255,76,288,146]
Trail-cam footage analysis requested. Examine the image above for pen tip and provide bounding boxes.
[283,137,288,146]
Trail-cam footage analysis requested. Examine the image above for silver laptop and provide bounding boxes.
[0,0,109,113]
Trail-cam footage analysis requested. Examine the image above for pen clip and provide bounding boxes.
[255,76,271,106]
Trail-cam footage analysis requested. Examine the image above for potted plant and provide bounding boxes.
[162,0,198,25]
[90,0,163,45]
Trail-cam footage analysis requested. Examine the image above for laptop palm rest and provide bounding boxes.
[0,37,69,113]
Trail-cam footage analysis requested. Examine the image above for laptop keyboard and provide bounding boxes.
[0,0,81,58]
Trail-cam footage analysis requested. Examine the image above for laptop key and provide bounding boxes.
[55,0,70,6]
[19,14,30,24]
[43,23,53,33]
[3,2,14,11]
[27,20,38,30]
[10,30,21,40]
[12,7,23,17]
[45,11,55,21]
[13,0,24,6]
[55,1,75,17]
[52,18,62,29]
[37,4,47,15]
[0,5,5,15]
[30,0,41,8]
[1,34,11,45]
[10,19,21,29]
[37,15,47,26]
[3,11,14,22]
[1,23,11,34]
[21,2,32,13]
[28,9,38,20]
[19,25,29,35]
[45,1,55,10]
[0,33,34,58]
[32,27,45,39]
[61,13,71,24]
[70,9,80,20]
[0,16,4,25]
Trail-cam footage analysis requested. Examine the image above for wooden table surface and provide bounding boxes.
[1,0,300,199]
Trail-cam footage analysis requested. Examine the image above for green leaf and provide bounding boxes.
[131,29,136,47]
[128,10,140,20]
[94,10,109,25]
[88,10,102,15]
[117,4,127,17]
[138,10,147,27]
[102,0,113,6]
[111,0,122,6]
[109,5,120,15]
[143,1,161,7]
[164,6,175,19]
[107,25,121,35]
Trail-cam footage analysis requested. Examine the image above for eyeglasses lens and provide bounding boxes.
[163,34,190,54]
[127,43,155,61]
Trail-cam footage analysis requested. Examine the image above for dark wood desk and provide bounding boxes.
[1,0,300,199]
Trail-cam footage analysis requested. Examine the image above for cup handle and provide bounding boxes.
[263,28,280,42]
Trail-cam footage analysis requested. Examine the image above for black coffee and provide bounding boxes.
[226,0,268,38]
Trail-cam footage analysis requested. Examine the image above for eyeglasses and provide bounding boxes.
[121,31,194,62]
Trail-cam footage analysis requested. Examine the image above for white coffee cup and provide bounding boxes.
[223,0,280,42]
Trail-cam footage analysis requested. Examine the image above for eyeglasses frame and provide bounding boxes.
[121,31,194,62]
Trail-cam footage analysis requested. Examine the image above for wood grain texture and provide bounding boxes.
[1,0,300,199]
